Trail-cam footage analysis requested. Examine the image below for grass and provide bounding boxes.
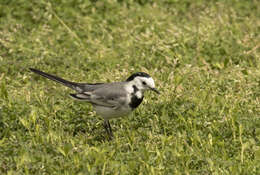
[0,0,259,174]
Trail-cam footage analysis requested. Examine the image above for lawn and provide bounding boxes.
[0,0,259,174]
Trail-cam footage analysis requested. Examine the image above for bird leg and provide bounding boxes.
[104,120,113,139]
[107,120,113,137]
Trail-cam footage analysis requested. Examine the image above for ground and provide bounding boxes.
[0,0,259,174]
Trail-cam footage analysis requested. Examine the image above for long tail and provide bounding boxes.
[29,68,82,91]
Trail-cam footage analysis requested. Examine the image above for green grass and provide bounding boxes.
[0,0,260,174]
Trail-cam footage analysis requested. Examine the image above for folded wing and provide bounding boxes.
[70,83,127,108]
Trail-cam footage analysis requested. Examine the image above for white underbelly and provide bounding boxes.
[94,105,132,120]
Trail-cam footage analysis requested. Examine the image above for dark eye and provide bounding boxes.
[142,81,147,85]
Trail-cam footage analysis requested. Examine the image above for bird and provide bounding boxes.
[29,68,160,139]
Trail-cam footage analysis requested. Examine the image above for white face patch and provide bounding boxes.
[138,77,155,90]
[125,76,156,96]
[146,77,155,89]
[135,91,143,98]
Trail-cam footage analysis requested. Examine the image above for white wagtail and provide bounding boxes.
[29,68,159,138]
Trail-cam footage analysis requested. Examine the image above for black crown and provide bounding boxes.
[126,72,151,81]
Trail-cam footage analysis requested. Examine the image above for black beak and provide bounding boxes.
[151,88,160,94]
